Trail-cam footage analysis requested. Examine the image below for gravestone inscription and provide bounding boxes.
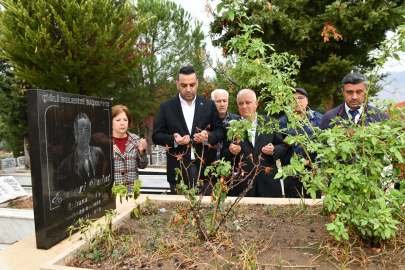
[17,156,26,167]
[0,176,28,204]
[1,158,16,173]
[27,89,115,249]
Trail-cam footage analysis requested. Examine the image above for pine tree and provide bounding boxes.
[112,0,208,162]
[210,0,405,112]
[0,0,149,96]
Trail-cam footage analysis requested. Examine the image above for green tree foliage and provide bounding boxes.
[112,0,208,161]
[210,0,405,112]
[0,0,149,96]
[0,57,30,156]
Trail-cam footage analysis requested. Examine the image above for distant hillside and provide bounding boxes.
[377,71,405,102]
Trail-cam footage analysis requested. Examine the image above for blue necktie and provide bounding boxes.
[349,109,359,122]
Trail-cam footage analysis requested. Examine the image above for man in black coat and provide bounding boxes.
[320,73,388,130]
[221,89,287,197]
[152,66,225,195]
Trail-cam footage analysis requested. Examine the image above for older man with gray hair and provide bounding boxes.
[320,72,388,130]
[211,89,239,160]
[221,89,287,197]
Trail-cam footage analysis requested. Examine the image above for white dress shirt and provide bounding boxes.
[179,93,196,159]
[241,115,257,147]
[344,103,363,124]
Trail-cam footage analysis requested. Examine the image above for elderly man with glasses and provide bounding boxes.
[278,88,323,198]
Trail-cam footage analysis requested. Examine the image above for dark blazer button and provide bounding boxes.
[121,172,125,175]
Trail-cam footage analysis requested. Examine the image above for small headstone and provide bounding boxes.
[0,176,28,204]
[27,89,115,249]
[157,147,163,165]
[1,158,16,173]
[17,156,26,167]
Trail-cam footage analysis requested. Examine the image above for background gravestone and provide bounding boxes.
[0,176,28,204]
[157,146,163,165]
[17,156,25,166]
[27,89,115,249]
[17,156,26,169]
[1,158,16,173]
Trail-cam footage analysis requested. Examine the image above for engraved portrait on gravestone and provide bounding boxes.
[55,113,107,192]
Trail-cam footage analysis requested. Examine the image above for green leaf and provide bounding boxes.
[390,188,402,196]
[394,150,404,163]
[371,137,378,146]
[228,9,235,21]
[385,227,391,239]
[341,194,351,204]
[145,196,150,207]
[217,4,224,14]
[326,223,336,230]
[325,168,335,173]
[393,53,400,61]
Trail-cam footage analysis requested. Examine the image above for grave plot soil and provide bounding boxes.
[67,202,405,270]
[0,196,33,209]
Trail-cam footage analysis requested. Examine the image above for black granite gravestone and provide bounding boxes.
[27,89,116,249]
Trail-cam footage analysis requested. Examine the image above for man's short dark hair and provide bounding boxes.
[177,66,198,81]
[341,73,368,89]
[74,113,90,135]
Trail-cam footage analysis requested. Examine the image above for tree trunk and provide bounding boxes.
[148,113,154,165]
[325,97,334,112]
[142,114,154,165]
[24,135,30,169]
[137,124,141,137]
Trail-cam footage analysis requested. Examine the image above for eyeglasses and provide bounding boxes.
[294,96,307,100]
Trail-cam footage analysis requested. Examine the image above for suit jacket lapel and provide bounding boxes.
[340,104,349,120]
[192,95,203,136]
[254,119,262,156]
[170,95,190,135]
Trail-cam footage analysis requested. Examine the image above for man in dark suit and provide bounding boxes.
[320,73,388,130]
[152,66,225,195]
[56,113,107,192]
[221,89,287,197]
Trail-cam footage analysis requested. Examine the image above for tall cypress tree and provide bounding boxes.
[111,0,208,161]
[0,0,149,96]
[210,0,405,112]
[0,57,30,157]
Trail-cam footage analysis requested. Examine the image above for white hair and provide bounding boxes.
[211,89,229,100]
[237,89,256,102]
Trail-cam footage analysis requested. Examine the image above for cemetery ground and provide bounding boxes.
[60,196,404,270]
[2,195,32,209]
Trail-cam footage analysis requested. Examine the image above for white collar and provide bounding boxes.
[179,93,196,106]
[344,103,363,116]
[241,114,257,124]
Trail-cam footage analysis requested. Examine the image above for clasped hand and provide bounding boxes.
[174,130,208,145]
[229,143,274,156]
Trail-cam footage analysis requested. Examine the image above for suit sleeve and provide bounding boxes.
[271,130,288,161]
[319,114,330,130]
[207,101,225,145]
[152,103,175,147]
[220,122,240,162]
